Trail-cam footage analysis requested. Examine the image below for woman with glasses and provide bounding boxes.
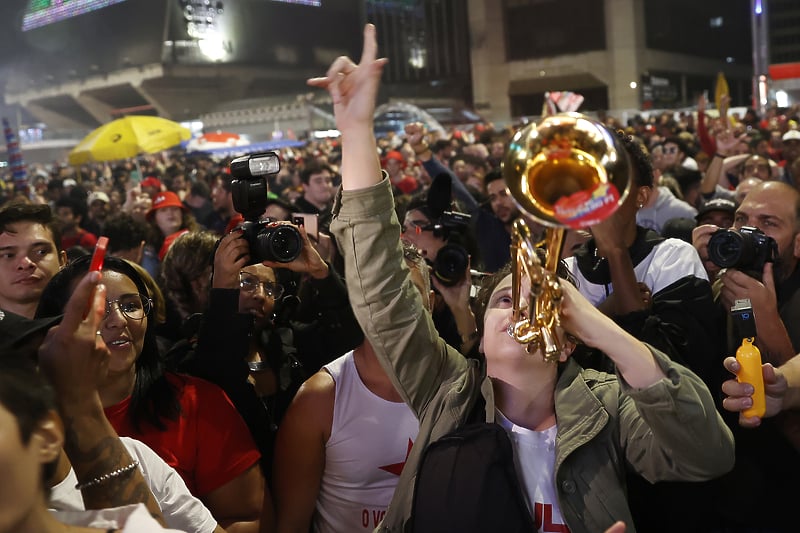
[35,256,266,533]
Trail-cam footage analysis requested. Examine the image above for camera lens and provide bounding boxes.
[707,229,764,270]
[433,243,469,286]
[255,225,302,263]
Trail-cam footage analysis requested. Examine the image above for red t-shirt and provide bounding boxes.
[61,228,98,251]
[104,373,261,497]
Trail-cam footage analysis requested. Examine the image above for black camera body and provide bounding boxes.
[238,220,302,264]
[707,225,778,277]
[431,210,472,286]
[230,152,302,264]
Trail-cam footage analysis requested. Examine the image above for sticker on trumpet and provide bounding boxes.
[553,182,620,229]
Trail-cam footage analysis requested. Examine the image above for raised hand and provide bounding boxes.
[307,24,388,135]
[212,231,251,289]
[38,270,110,408]
[261,223,329,280]
[405,122,427,148]
[692,223,722,278]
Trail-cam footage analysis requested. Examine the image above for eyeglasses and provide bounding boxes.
[239,272,284,299]
[104,294,152,321]
[402,219,434,235]
[664,146,679,155]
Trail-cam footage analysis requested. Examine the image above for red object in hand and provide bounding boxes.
[90,237,109,272]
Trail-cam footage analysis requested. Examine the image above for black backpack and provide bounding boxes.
[411,397,536,532]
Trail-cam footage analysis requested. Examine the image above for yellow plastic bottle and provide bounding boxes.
[736,337,766,418]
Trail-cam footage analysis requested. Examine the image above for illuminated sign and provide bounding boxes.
[22,0,128,32]
[272,0,322,5]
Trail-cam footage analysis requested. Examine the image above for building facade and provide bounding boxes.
[468,0,753,125]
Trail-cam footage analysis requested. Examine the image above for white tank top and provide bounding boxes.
[314,351,419,533]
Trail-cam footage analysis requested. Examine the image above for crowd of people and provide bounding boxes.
[2,23,800,533]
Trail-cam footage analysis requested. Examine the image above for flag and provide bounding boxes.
[2,118,27,193]
[542,91,584,117]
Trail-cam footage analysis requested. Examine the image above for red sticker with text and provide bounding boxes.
[553,182,620,229]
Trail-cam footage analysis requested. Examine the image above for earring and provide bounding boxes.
[637,203,644,209]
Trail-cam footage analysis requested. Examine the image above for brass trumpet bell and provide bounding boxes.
[502,113,633,361]
[504,112,631,229]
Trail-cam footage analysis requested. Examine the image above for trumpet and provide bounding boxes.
[502,113,632,361]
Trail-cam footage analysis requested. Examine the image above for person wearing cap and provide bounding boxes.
[780,129,800,185]
[83,191,110,237]
[140,176,164,199]
[381,150,419,195]
[695,197,736,229]
[146,191,199,262]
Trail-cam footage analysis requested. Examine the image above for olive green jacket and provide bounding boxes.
[330,178,735,533]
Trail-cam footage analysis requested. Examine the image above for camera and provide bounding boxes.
[707,225,778,276]
[431,211,472,286]
[230,152,302,264]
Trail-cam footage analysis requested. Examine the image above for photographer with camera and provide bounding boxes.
[693,181,799,365]
[401,175,480,354]
[406,122,512,273]
[186,154,362,482]
[692,180,800,531]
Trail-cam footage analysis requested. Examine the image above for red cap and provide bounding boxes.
[140,177,163,190]
[382,150,407,169]
[146,191,186,221]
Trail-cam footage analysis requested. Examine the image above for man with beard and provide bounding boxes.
[485,169,520,234]
[694,179,800,532]
[695,181,800,364]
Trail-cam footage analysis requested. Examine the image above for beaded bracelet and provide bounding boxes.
[75,460,140,491]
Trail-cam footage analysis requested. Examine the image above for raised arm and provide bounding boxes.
[316,25,473,415]
[307,24,386,191]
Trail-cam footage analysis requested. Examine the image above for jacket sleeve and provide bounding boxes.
[617,347,735,482]
[614,276,727,396]
[330,177,469,417]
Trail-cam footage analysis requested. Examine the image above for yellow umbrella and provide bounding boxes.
[68,115,191,165]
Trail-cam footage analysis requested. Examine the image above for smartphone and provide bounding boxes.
[293,213,319,240]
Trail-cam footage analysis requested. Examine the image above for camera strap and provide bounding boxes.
[574,226,664,286]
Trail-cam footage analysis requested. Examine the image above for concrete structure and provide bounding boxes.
[2,0,771,139]
[468,0,753,125]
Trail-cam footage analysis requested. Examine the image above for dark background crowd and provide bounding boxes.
[2,93,800,533]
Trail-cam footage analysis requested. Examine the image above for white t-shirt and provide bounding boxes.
[52,503,185,532]
[496,411,568,533]
[49,437,217,533]
[564,236,708,307]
